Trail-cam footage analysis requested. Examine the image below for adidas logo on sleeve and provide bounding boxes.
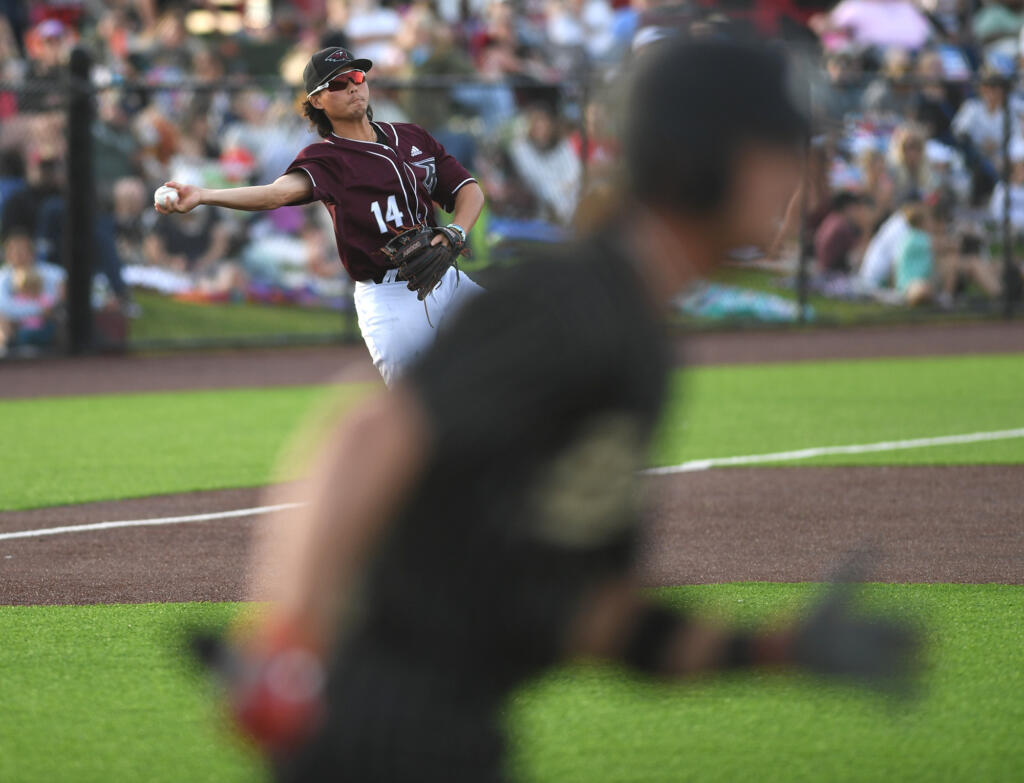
[410,145,422,156]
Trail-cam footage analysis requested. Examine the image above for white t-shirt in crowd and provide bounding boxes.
[951,98,1024,159]
[989,181,1024,230]
[547,0,616,59]
[860,210,910,287]
[509,136,582,226]
[345,6,402,66]
[0,260,66,321]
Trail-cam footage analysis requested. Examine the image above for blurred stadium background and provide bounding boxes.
[0,0,1021,356]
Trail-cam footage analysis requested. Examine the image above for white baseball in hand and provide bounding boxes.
[154,185,179,209]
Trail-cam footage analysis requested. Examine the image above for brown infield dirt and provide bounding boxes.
[0,321,1021,605]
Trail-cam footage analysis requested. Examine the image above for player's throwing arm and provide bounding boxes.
[154,174,313,215]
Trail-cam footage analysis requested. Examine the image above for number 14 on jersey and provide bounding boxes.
[370,195,405,233]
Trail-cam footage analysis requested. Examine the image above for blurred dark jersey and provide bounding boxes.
[287,235,670,783]
[284,121,476,282]
[365,234,668,680]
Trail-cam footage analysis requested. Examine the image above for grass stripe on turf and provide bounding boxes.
[0,584,1021,783]
[651,353,1024,469]
[1,354,1022,511]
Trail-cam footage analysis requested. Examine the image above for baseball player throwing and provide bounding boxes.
[155,47,485,384]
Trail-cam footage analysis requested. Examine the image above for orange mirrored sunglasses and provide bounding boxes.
[324,70,366,91]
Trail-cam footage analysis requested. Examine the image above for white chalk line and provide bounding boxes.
[0,502,304,542]
[2,427,1022,543]
[643,426,1024,476]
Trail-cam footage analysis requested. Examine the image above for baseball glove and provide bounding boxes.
[381,224,466,301]
[791,549,922,695]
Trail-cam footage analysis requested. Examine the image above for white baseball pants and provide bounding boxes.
[354,266,483,385]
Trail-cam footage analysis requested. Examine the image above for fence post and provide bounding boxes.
[65,46,95,354]
[1002,69,1020,318]
[796,141,810,325]
[578,77,590,196]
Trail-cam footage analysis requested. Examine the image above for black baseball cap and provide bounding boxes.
[304,47,373,96]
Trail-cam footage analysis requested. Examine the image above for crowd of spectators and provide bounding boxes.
[797,0,1024,308]
[2,0,1024,353]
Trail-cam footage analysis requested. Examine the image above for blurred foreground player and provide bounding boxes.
[211,38,920,782]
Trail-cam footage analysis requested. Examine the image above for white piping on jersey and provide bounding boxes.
[362,148,415,227]
[451,177,476,197]
[329,130,390,149]
[295,166,317,188]
[372,124,423,222]
[402,161,425,222]
[381,122,400,146]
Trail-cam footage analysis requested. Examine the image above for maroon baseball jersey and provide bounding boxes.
[285,121,477,282]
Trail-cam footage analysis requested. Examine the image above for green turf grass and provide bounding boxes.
[1,354,1022,511]
[128,291,354,345]
[1,584,1021,782]
[651,353,1024,468]
[0,384,370,511]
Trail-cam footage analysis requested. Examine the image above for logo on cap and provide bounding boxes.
[325,49,351,63]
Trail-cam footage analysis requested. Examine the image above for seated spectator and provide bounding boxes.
[0,227,65,354]
[925,140,971,203]
[913,49,960,144]
[145,206,231,277]
[28,180,134,314]
[223,90,315,186]
[509,104,582,226]
[189,46,231,131]
[1,150,62,238]
[861,48,917,119]
[569,100,618,177]
[766,141,834,261]
[856,145,895,226]
[876,194,1002,306]
[888,123,939,203]
[930,206,1003,305]
[894,203,934,305]
[474,141,539,220]
[952,67,1024,188]
[860,201,914,289]
[471,1,556,84]
[404,25,475,132]
[345,0,404,74]
[546,0,617,63]
[820,48,864,121]
[112,177,154,267]
[144,206,245,299]
[0,149,27,229]
[814,191,874,275]
[972,1,1024,49]
[20,20,70,114]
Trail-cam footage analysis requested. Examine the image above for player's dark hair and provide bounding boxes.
[302,99,374,138]
[624,38,810,215]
